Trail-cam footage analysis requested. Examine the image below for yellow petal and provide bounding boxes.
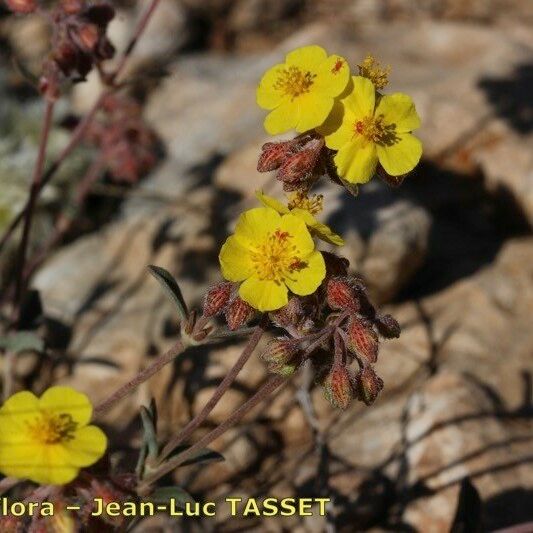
[239,277,288,312]
[285,251,325,296]
[257,63,286,110]
[377,133,422,176]
[279,213,314,255]
[234,207,281,246]
[295,92,334,132]
[334,137,378,184]
[255,190,289,214]
[219,236,253,282]
[40,386,92,427]
[314,54,350,97]
[0,390,39,429]
[375,93,421,132]
[342,76,375,119]
[285,45,327,69]
[320,101,355,150]
[62,425,107,467]
[264,100,298,134]
[290,208,344,246]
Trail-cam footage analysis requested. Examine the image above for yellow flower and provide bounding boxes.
[257,45,350,135]
[321,76,422,184]
[0,386,107,485]
[219,207,326,312]
[255,190,344,246]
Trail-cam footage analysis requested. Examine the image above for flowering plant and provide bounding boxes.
[0,2,422,526]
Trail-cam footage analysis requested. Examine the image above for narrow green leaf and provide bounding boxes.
[0,331,44,354]
[147,486,195,508]
[147,265,188,321]
[140,405,159,460]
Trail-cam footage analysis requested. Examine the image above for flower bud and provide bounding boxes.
[225,296,255,330]
[261,337,299,367]
[257,140,294,172]
[324,365,353,409]
[203,282,232,317]
[322,252,349,278]
[354,366,383,405]
[277,143,321,189]
[326,276,360,313]
[375,314,401,339]
[5,0,37,13]
[269,296,304,328]
[346,318,378,363]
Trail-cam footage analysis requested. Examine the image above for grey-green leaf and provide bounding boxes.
[147,265,188,321]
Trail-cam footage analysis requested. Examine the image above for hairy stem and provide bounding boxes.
[94,340,185,416]
[139,374,285,494]
[158,315,269,462]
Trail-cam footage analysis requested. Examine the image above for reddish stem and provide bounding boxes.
[94,339,185,417]
[139,374,285,493]
[158,315,269,462]
[12,100,55,323]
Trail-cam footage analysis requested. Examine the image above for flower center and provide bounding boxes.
[274,66,316,100]
[251,229,306,283]
[26,412,78,444]
[354,115,398,145]
[287,192,323,215]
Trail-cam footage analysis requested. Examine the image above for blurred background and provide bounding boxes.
[0,0,532,530]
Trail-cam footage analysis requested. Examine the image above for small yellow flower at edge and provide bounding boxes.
[219,207,326,312]
[257,45,350,135]
[320,76,422,184]
[255,190,344,246]
[0,386,107,485]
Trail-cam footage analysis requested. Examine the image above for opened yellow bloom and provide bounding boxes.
[0,386,107,485]
[257,45,350,135]
[256,190,344,246]
[321,76,422,184]
[219,207,326,312]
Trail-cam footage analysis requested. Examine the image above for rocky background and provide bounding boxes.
[1,0,532,531]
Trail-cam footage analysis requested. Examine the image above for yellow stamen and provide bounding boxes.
[250,229,305,282]
[287,192,323,215]
[354,115,398,146]
[274,66,316,100]
[358,54,390,90]
[26,412,78,444]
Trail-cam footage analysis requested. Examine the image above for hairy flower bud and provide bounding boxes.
[203,282,233,317]
[257,140,294,172]
[261,337,299,367]
[225,297,255,330]
[354,366,383,405]
[327,277,360,313]
[277,140,322,189]
[375,314,401,339]
[5,0,37,13]
[346,318,379,363]
[324,365,353,409]
[269,296,304,328]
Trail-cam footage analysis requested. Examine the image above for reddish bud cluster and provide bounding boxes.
[324,364,353,409]
[202,282,256,331]
[85,94,159,183]
[39,1,115,100]
[346,317,379,363]
[257,134,325,192]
